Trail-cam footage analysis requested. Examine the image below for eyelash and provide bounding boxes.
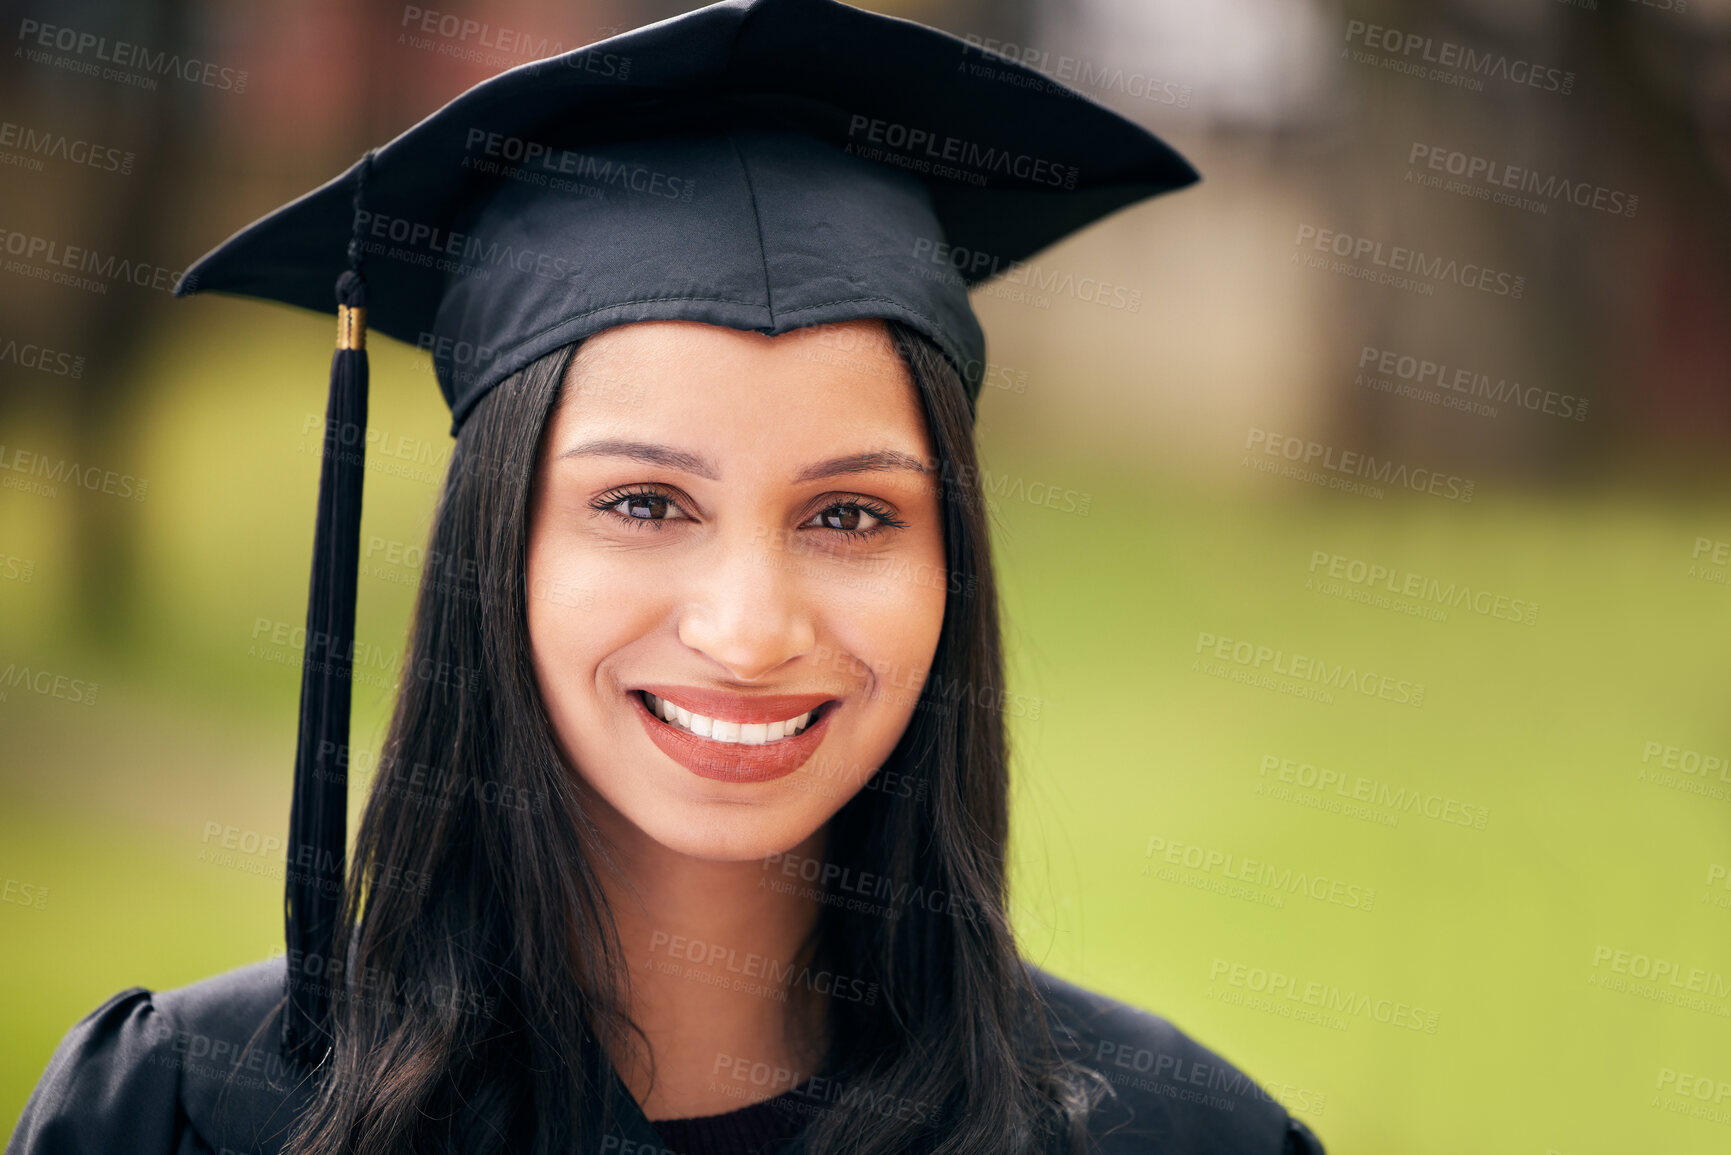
[588,484,907,539]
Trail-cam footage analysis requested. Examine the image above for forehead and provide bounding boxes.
[549,320,932,464]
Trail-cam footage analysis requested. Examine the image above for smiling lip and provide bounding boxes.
[636,685,834,724]
[631,685,838,783]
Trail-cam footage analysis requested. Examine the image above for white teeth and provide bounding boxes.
[642,693,821,745]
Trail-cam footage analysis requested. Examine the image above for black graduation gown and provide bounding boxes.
[6,957,1325,1154]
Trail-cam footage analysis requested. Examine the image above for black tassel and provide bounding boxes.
[282,264,369,1068]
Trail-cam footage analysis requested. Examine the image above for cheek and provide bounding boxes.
[523,513,649,727]
[815,544,949,723]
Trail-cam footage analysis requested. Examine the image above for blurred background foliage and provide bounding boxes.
[4,0,1731,1151]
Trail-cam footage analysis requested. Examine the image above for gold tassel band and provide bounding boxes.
[336,304,367,350]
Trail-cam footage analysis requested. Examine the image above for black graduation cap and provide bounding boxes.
[172,0,1197,1065]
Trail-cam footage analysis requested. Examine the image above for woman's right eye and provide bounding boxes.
[590,487,689,527]
[619,494,669,520]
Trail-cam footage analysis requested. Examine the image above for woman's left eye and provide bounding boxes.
[804,501,902,536]
[590,486,690,527]
[619,493,671,520]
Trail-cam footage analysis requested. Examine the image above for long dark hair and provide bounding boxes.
[284,322,1105,1155]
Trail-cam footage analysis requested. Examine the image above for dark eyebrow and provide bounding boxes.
[556,441,928,484]
[791,450,931,483]
[557,439,720,480]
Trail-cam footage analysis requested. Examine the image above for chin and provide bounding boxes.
[606,777,840,863]
[546,668,917,864]
[555,682,904,863]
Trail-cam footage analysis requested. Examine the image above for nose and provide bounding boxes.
[676,526,817,682]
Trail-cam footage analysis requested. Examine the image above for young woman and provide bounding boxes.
[9,3,1326,1154]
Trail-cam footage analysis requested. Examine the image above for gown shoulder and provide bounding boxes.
[11,957,1327,1155]
[1027,965,1326,1155]
[6,957,310,1155]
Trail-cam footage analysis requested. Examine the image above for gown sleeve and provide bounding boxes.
[6,987,195,1155]
[1284,1115,1326,1154]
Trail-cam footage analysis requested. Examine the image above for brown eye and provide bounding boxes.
[589,486,691,527]
[818,504,863,532]
[806,501,901,536]
[623,494,668,520]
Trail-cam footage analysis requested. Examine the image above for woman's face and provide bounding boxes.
[526,319,948,862]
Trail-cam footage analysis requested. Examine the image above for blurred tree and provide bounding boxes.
[0,0,199,645]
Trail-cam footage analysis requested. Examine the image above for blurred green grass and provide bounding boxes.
[4,307,1729,1152]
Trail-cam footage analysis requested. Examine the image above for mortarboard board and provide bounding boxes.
[171,0,1198,1066]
